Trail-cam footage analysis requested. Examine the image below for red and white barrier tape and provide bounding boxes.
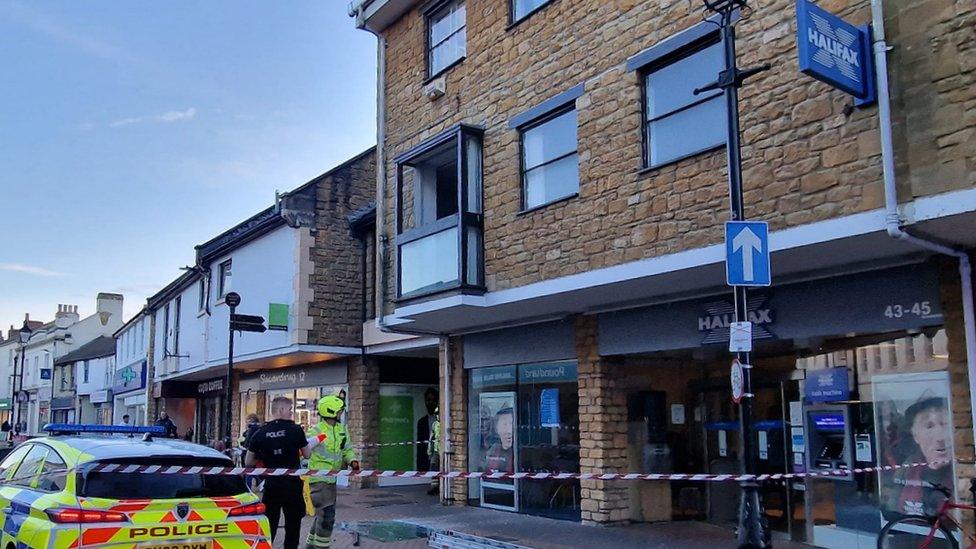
[357,440,430,448]
[86,460,945,482]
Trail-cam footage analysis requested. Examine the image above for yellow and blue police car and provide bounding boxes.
[0,424,271,549]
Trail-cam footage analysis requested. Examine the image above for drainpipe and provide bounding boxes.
[350,4,454,500]
[871,0,976,452]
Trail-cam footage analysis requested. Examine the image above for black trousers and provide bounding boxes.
[262,479,306,549]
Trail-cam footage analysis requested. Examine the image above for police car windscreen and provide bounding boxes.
[80,457,247,499]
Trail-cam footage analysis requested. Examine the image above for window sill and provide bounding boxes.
[215,298,226,307]
[636,144,725,177]
[507,0,558,32]
[518,193,578,216]
[197,309,208,318]
[396,281,485,303]
[425,56,465,85]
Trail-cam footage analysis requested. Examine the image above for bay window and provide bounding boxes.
[395,124,484,298]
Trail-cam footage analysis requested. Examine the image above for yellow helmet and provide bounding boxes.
[317,395,345,419]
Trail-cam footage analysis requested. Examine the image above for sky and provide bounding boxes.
[0,1,378,333]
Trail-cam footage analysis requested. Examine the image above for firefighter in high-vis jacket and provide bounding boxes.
[305,395,359,549]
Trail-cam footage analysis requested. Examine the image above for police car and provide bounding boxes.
[0,424,271,549]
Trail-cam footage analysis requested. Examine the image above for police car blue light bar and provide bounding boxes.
[42,423,166,435]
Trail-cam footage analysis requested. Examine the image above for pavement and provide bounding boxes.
[268,484,814,549]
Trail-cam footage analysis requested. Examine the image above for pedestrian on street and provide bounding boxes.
[121,414,131,426]
[427,406,441,496]
[154,411,178,438]
[246,397,310,549]
[305,395,359,549]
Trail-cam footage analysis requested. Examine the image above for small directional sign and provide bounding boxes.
[230,313,267,333]
[726,221,771,287]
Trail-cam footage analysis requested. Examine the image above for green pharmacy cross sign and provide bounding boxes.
[119,366,137,384]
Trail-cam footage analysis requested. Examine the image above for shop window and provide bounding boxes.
[427,0,466,78]
[395,124,484,298]
[467,361,580,520]
[642,37,726,167]
[520,107,579,210]
[198,279,207,311]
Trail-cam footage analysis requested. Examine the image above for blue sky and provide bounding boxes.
[0,1,377,333]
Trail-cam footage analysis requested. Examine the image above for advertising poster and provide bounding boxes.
[476,391,516,474]
[873,371,955,519]
[378,395,415,471]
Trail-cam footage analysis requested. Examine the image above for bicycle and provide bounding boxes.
[878,483,976,548]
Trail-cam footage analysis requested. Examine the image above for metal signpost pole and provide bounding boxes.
[223,292,241,448]
[695,1,771,545]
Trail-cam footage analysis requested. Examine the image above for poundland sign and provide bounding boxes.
[796,0,875,104]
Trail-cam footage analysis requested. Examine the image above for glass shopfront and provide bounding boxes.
[468,361,581,520]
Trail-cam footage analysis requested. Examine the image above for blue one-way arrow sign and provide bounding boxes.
[726,221,771,287]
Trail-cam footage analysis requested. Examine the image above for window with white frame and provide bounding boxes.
[521,107,579,210]
[643,38,726,167]
[218,260,232,298]
[198,279,206,311]
[427,0,466,77]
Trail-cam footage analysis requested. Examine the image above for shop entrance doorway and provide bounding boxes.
[479,391,517,511]
[696,374,800,539]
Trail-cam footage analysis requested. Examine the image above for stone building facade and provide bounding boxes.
[353,0,976,544]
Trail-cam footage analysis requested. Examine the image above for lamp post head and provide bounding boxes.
[18,320,32,344]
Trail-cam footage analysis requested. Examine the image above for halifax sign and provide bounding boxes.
[796,0,876,105]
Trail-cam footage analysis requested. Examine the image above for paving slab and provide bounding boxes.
[269,485,814,549]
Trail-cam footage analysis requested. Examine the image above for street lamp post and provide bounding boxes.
[693,0,770,546]
[222,292,241,448]
[14,319,34,434]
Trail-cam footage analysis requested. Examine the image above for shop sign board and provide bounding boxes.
[0,398,10,410]
[795,0,876,104]
[91,389,112,404]
[268,303,289,331]
[113,360,146,394]
[540,388,560,427]
[238,364,346,393]
[599,263,943,355]
[40,369,51,381]
[518,362,577,383]
[804,367,850,403]
[725,221,771,287]
[470,366,517,389]
[197,378,224,396]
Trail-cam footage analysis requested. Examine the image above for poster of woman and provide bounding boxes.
[873,371,955,520]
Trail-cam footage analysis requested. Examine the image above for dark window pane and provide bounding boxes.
[10,445,47,486]
[81,457,247,499]
[37,451,66,492]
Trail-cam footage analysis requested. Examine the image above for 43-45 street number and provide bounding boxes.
[884,301,933,319]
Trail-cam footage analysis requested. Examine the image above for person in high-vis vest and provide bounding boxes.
[427,406,440,496]
[305,395,359,549]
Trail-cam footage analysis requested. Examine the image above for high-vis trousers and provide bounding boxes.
[306,482,337,549]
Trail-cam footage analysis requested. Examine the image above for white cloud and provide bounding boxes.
[0,264,65,277]
[111,108,197,128]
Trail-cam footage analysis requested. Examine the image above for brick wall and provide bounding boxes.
[575,315,630,524]
[346,355,380,488]
[445,336,468,505]
[377,0,974,302]
[939,256,976,498]
[307,148,376,347]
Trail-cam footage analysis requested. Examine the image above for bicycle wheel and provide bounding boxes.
[878,516,959,549]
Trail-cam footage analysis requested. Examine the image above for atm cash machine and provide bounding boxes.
[803,402,879,545]
[804,404,853,479]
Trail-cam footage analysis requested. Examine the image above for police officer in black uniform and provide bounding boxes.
[245,396,311,549]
